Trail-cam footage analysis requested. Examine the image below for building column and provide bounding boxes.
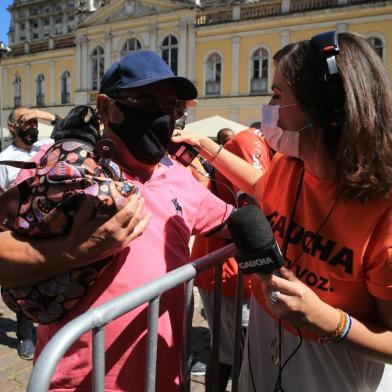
[232,5,241,20]
[231,35,240,96]
[50,15,54,37]
[178,20,187,76]
[25,63,30,107]
[230,107,239,123]
[25,20,31,42]
[104,32,112,71]
[50,61,55,105]
[187,20,196,84]
[282,0,290,13]
[2,67,8,108]
[14,23,20,43]
[81,35,89,90]
[336,23,347,33]
[75,36,82,90]
[281,30,290,48]
[38,19,43,40]
[149,24,158,52]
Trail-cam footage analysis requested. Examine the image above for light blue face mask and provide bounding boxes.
[261,104,311,157]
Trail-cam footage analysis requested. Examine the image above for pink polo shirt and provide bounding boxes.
[21,151,232,391]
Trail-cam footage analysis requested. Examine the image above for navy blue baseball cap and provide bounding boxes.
[99,50,197,100]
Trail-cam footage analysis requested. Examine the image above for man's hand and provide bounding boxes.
[0,194,152,287]
[65,194,152,265]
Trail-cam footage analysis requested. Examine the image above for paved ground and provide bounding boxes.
[0,288,216,392]
[0,300,32,392]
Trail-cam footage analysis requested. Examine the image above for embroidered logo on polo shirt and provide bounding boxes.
[171,197,183,216]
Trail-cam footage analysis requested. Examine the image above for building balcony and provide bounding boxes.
[250,78,268,94]
[36,94,45,106]
[61,92,70,104]
[196,0,375,26]
[9,35,75,56]
[14,96,21,107]
[205,81,221,97]
[9,0,54,10]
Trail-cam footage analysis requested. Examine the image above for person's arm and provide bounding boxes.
[172,133,262,196]
[17,108,57,124]
[0,195,151,287]
[259,268,392,364]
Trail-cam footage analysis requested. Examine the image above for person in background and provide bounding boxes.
[0,107,57,192]
[0,107,57,360]
[174,32,392,391]
[192,127,272,391]
[217,128,235,146]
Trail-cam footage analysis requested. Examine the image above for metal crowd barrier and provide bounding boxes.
[27,242,246,392]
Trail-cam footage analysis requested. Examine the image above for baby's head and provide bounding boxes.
[51,105,101,145]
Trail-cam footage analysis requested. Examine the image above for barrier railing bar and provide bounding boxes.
[28,243,237,392]
[211,263,223,391]
[183,279,194,392]
[92,326,105,392]
[145,296,160,392]
[231,270,244,392]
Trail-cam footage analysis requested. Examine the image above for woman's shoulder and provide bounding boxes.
[267,154,302,176]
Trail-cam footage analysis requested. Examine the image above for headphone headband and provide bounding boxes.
[311,31,340,82]
[310,31,344,130]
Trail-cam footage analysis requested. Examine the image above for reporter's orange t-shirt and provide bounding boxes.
[193,128,272,296]
[252,154,392,340]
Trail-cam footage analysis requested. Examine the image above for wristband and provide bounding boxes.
[319,308,351,343]
[209,144,223,163]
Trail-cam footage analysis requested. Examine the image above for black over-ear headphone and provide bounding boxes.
[310,31,345,130]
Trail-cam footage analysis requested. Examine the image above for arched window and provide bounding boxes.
[205,52,222,96]
[161,35,178,75]
[121,38,142,57]
[367,36,384,60]
[61,71,71,104]
[91,46,105,91]
[251,47,269,94]
[36,74,45,106]
[13,76,22,107]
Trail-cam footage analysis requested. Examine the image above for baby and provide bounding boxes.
[0,105,139,324]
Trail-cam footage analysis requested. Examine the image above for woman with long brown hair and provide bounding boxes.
[174,32,392,391]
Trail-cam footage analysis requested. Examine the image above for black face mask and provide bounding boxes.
[16,127,39,146]
[109,100,174,165]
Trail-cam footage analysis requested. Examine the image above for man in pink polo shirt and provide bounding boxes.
[32,51,233,391]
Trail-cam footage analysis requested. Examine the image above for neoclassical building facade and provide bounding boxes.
[2,0,392,136]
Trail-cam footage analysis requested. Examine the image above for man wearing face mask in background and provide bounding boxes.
[0,107,56,193]
[32,50,233,392]
[0,107,55,360]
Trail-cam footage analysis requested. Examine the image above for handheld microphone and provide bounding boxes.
[227,205,284,274]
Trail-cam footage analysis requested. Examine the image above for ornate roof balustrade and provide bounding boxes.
[9,35,75,56]
[196,0,377,26]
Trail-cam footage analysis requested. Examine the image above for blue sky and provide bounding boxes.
[0,1,13,44]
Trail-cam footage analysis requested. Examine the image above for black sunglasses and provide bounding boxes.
[112,95,186,120]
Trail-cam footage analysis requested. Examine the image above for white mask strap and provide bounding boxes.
[279,103,297,110]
